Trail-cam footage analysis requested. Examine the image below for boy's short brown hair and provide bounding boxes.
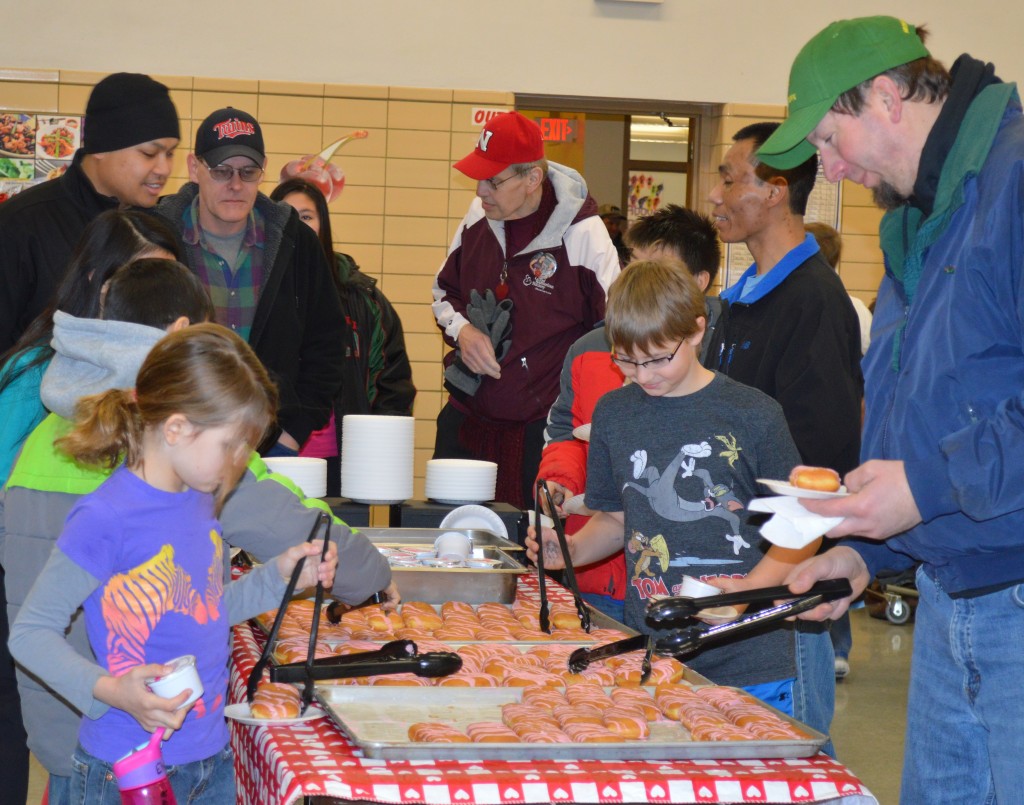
[606,259,706,356]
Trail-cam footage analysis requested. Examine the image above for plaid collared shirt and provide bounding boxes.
[181,196,266,341]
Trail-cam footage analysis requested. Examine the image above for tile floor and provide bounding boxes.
[25,607,912,805]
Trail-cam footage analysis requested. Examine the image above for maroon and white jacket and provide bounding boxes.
[431,163,620,423]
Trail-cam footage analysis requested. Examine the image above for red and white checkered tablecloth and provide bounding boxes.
[229,576,877,805]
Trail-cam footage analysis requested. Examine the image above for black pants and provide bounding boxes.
[433,403,546,509]
[0,567,29,805]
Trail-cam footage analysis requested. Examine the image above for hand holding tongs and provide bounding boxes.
[246,511,333,714]
[649,579,854,659]
[534,479,591,634]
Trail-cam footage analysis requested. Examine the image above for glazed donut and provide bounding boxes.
[250,683,301,719]
[788,465,841,492]
[504,669,564,688]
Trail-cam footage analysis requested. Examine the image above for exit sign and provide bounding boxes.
[538,118,576,143]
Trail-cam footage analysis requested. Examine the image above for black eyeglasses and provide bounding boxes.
[202,161,264,183]
[485,169,526,191]
[611,341,684,371]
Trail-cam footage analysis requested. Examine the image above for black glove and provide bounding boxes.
[444,290,514,397]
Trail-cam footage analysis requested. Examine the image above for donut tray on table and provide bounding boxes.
[314,685,828,761]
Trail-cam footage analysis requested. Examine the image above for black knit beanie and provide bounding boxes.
[83,73,180,154]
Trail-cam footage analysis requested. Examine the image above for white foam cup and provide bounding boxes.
[679,576,723,599]
[433,531,472,562]
[145,654,203,710]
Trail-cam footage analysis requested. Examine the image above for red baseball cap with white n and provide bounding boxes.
[454,111,545,180]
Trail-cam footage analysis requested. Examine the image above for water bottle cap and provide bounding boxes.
[113,732,167,790]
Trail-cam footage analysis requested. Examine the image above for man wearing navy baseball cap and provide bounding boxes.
[157,108,344,458]
[768,17,1024,802]
[431,111,620,507]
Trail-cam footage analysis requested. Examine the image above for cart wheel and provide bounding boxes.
[886,598,911,625]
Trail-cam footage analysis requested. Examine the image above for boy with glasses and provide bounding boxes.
[157,108,344,457]
[527,259,818,716]
[532,257,819,708]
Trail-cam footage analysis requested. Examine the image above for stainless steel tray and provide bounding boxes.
[316,686,826,760]
[357,527,523,552]
[388,547,527,604]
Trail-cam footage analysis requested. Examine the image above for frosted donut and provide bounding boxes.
[562,722,621,743]
[436,672,500,687]
[408,722,471,743]
[369,673,431,686]
[521,686,567,709]
[788,465,841,492]
[441,601,476,618]
[602,706,650,739]
[504,669,564,688]
[466,721,520,742]
[250,682,301,720]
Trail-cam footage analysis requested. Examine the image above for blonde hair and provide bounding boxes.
[605,259,706,356]
[57,324,277,509]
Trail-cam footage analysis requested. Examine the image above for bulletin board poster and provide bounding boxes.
[628,170,687,220]
[0,112,82,203]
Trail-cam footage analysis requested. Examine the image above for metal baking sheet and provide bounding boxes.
[316,686,827,761]
[358,527,523,552]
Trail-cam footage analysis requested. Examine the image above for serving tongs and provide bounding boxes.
[565,579,852,682]
[246,511,333,715]
[650,579,854,659]
[533,479,591,634]
[645,578,852,628]
[568,633,656,683]
[270,639,463,683]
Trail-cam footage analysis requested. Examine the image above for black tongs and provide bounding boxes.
[270,639,463,683]
[533,479,591,634]
[568,633,656,683]
[246,511,333,714]
[565,579,852,682]
[645,578,853,628]
[650,579,854,659]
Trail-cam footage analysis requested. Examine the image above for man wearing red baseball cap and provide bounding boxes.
[431,111,620,508]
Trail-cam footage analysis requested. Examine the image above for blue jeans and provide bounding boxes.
[792,622,836,758]
[580,591,625,623]
[68,742,235,804]
[830,610,853,660]
[902,568,1024,804]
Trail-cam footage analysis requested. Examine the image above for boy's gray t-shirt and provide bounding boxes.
[586,372,802,686]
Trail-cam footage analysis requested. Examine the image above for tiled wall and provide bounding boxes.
[0,68,513,500]
[1,74,885,501]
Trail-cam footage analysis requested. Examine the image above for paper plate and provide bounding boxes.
[223,702,326,726]
[756,479,849,500]
[572,423,591,442]
[439,505,508,538]
[695,605,741,625]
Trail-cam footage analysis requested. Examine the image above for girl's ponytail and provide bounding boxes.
[56,388,144,468]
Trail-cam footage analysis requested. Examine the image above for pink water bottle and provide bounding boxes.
[112,731,177,804]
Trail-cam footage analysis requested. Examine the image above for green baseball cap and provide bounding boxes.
[759,16,929,169]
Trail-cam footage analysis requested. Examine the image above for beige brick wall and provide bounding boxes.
[0,69,514,501]
[1,75,885,501]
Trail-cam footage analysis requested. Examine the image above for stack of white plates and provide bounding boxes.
[341,415,414,505]
[425,459,497,505]
[263,457,327,499]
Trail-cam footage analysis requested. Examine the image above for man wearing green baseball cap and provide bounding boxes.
[772,16,1024,803]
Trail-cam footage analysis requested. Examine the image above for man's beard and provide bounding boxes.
[872,181,909,210]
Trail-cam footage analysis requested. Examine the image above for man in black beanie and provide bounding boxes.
[0,72,180,352]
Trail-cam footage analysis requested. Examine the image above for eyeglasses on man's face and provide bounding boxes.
[202,161,264,183]
[611,341,684,371]
[485,169,527,191]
